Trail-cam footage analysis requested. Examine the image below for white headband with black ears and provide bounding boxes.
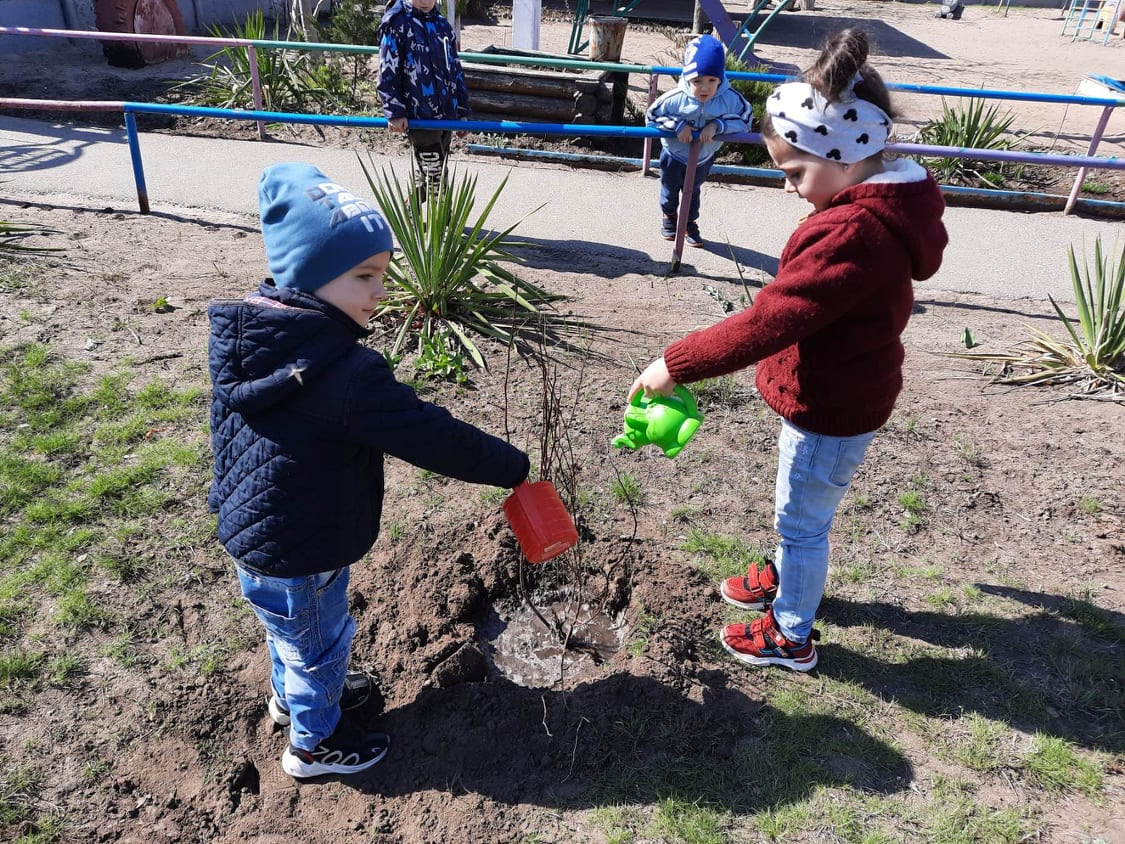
[765,79,893,164]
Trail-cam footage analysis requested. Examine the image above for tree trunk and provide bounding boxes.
[692,1,709,35]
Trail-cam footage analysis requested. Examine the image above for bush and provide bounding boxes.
[725,54,773,167]
[182,10,343,114]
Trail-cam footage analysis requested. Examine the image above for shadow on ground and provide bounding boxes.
[819,588,1124,754]
[337,670,913,809]
[508,235,778,283]
[749,13,951,60]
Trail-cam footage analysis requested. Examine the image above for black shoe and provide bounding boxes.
[281,716,389,778]
[268,670,379,727]
[685,222,704,248]
[661,214,676,240]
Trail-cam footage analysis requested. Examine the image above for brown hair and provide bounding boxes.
[761,28,897,142]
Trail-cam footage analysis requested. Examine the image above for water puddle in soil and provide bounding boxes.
[477,597,627,688]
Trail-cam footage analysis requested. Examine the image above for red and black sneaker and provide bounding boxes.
[720,609,819,672]
[720,562,779,610]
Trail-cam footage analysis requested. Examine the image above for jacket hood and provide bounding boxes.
[834,159,948,281]
[207,281,367,416]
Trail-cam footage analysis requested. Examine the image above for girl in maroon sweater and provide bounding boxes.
[628,29,948,672]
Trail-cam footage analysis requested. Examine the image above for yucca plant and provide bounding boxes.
[952,237,1125,399]
[1,221,59,257]
[359,160,606,369]
[181,10,341,113]
[917,97,1027,188]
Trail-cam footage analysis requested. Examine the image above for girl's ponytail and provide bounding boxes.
[805,29,896,118]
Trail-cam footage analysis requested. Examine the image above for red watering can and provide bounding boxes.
[503,480,579,563]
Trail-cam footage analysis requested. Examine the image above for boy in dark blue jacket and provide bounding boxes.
[207,162,529,779]
[377,0,469,202]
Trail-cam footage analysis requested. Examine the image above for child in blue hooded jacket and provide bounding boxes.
[647,35,753,247]
[207,162,529,779]
[377,0,470,202]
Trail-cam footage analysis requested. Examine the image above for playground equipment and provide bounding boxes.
[697,0,797,62]
[1061,0,1125,44]
[567,0,801,63]
[612,386,704,459]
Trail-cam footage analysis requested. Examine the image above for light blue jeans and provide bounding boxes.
[235,565,355,751]
[771,419,875,642]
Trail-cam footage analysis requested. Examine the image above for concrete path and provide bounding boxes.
[2,113,1123,303]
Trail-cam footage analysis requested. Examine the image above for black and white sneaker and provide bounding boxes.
[281,717,390,778]
[268,670,378,727]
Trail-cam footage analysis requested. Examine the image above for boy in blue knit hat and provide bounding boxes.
[647,35,753,247]
[207,162,529,779]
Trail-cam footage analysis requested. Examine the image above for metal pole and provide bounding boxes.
[247,46,267,140]
[641,75,659,177]
[1064,104,1114,214]
[672,139,702,271]
[124,111,150,215]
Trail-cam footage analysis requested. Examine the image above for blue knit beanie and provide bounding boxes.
[258,162,393,293]
[682,35,726,82]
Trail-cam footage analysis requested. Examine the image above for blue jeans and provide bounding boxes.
[771,420,875,642]
[659,148,715,222]
[235,565,355,751]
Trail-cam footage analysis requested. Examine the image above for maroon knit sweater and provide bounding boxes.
[663,160,948,437]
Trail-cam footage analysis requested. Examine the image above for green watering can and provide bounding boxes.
[612,385,704,459]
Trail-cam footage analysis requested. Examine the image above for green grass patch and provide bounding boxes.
[610,472,644,507]
[0,342,209,662]
[680,529,766,581]
[1022,734,1104,796]
[0,762,44,826]
[1059,588,1125,643]
[924,776,1029,843]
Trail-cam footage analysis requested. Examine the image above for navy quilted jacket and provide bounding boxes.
[377,0,470,121]
[207,281,529,577]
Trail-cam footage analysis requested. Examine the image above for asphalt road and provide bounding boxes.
[3,113,1124,304]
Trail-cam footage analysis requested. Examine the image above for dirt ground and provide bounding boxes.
[1,3,1124,843]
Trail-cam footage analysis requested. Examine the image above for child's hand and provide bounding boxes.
[388,117,408,133]
[628,357,676,401]
[699,122,718,144]
[676,125,694,144]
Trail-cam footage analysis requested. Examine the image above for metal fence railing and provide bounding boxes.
[2,23,1124,250]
